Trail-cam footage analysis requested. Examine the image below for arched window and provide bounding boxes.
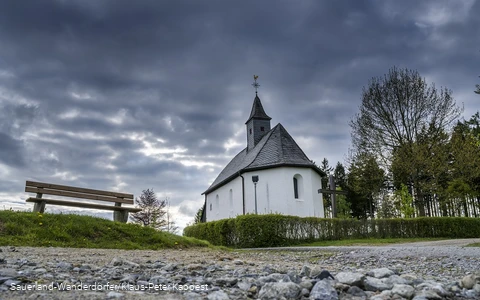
[215,195,219,214]
[209,203,212,211]
[229,189,233,209]
[293,174,303,200]
[293,177,299,199]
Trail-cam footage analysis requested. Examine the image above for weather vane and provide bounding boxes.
[252,75,260,94]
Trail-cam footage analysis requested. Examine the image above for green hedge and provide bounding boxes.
[183,214,480,248]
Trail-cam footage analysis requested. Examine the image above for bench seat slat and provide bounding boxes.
[26,198,141,212]
[25,187,134,204]
[26,181,133,199]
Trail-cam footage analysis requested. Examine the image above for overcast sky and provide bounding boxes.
[1,0,479,232]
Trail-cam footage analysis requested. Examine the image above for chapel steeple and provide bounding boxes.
[245,75,271,151]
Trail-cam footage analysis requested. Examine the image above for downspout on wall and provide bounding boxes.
[238,172,245,215]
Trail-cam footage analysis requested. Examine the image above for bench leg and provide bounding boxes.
[113,202,128,223]
[33,191,45,213]
[33,201,46,213]
[114,210,128,223]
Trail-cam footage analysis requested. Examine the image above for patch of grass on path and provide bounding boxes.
[465,243,480,247]
[0,210,210,250]
[297,238,447,247]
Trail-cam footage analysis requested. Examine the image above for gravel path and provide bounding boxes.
[249,238,480,258]
[0,239,479,299]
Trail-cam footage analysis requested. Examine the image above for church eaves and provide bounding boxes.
[203,123,325,195]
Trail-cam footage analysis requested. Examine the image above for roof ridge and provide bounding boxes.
[245,124,279,169]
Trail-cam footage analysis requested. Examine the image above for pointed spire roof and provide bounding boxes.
[203,123,325,194]
[245,94,271,124]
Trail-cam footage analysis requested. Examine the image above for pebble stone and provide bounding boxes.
[0,243,480,299]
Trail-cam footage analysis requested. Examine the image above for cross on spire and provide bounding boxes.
[252,75,260,94]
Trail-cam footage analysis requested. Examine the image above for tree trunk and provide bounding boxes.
[369,195,374,219]
[474,196,480,217]
[425,195,432,217]
[462,198,469,217]
[470,197,477,218]
[439,196,448,216]
[458,198,462,216]
[415,191,426,217]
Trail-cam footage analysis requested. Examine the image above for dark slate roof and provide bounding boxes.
[203,123,325,194]
[245,94,272,124]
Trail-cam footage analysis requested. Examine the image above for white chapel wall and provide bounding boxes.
[309,170,325,218]
[206,167,324,222]
[242,167,324,218]
[205,177,243,221]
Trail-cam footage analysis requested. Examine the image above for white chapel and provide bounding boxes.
[202,82,325,222]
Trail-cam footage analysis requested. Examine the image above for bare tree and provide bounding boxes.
[351,67,462,163]
[130,189,167,230]
[350,67,462,216]
[161,198,179,234]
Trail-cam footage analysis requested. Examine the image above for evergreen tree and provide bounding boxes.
[465,112,480,142]
[334,162,347,189]
[390,127,450,217]
[335,187,351,219]
[446,118,480,217]
[347,152,385,218]
[319,158,334,217]
[319,158,333,174]
[377,192,398,219]
[194,206,204,224]
[130,189,167,230]
[318,157,333,217]
[394,184,415,218]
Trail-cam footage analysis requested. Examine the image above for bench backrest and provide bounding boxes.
[25,181,134,204]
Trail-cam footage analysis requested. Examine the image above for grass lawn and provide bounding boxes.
[2,210,477,249]
[0,210,211,250]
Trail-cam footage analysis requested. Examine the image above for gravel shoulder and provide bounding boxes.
[373,238,480,247]
[246,238,480,258]
[1,239,479,299]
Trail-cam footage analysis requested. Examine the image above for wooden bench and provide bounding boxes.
[25,181,141,223]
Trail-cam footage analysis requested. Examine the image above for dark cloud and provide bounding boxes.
[0,133,25,167]
[0,0,478,231]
